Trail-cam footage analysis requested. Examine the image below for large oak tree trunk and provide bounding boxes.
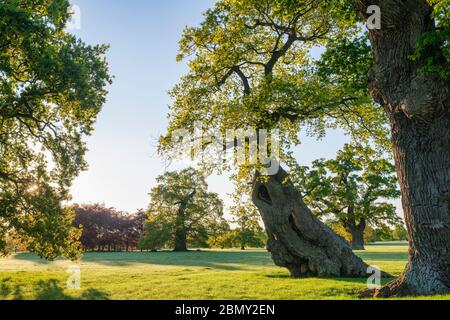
[357,0,450,296]
[252,167,370,278]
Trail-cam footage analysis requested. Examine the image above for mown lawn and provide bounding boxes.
[0,242,448,300]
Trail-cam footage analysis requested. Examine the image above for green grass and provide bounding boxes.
[0,242,448,300]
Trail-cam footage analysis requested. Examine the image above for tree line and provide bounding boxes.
[70,164,405,253]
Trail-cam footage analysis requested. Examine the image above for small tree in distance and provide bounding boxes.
[140,168,225,252]
[229,182,266,250]
[73,204,146,252]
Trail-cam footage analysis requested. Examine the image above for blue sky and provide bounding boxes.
[69,0,364,214]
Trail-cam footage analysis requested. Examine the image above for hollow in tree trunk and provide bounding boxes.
[252,167,370,278]
[357,0,450,297]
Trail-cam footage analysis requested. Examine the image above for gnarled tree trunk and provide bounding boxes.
[357,0,450,297]
[252,167,370,278]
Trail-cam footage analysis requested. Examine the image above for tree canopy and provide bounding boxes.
[160,0,390,177]
[291,144,401,249]
[0,0,111,259]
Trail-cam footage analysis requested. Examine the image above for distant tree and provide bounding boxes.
[73,204,145,252]
[73,204,112,251]
[213,230,237,249]
[291,144,401,250]
[329,222,402,245]
[392,225,408,242]
[139,215,172,251]
[229,183,266,250]
[141,168,224,251]
[371,224,398,243]
[0,0,111,260]
[206,220,232,249]
[2,232,27,254]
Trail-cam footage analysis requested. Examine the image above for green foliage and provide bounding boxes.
[365,225,403,243]
[205,219,231,248]
[392,225,408,242]
[210,230,237,249]
[140,168,226,250]
[291,144,401,232]
[410,0,450,79]
[160,0,390,179]
[317,34,373,93]
[212,229,266,250]
[0,0,111,259]
[228,180,266,250]
[139,215,172,251]
[330,221,408,244]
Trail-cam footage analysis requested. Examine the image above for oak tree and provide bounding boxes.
[0,0,111,259]
[142,168,224,251]
[356,0,450,296]
[160,0,379,278]
[160,0,449,294]
[291,144,401,250]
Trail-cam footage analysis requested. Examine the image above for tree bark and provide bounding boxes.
[357,0,450,297]
[174,229,187,252]
[174,215,188,252]
[252,167,370,278]
[345,218,367,250]
[173,192,195,252]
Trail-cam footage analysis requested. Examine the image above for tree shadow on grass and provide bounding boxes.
[366,242,408,247]
[11,252,54,265]
[0,277,24,300]
[34,279,109,300]
[10,251,275,271]
[355,251,408,261]
[0,278,109,300]
[261,274,394,299]
[263,274,395,286]
[80,251,274,271]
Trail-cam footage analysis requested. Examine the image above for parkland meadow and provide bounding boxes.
[0,242,448,300]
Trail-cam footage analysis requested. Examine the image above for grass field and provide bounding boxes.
[0,242,448,300]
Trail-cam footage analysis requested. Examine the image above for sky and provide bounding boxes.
[68,0,387,215]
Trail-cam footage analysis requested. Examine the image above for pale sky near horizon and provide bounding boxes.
[68,0,401,217]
